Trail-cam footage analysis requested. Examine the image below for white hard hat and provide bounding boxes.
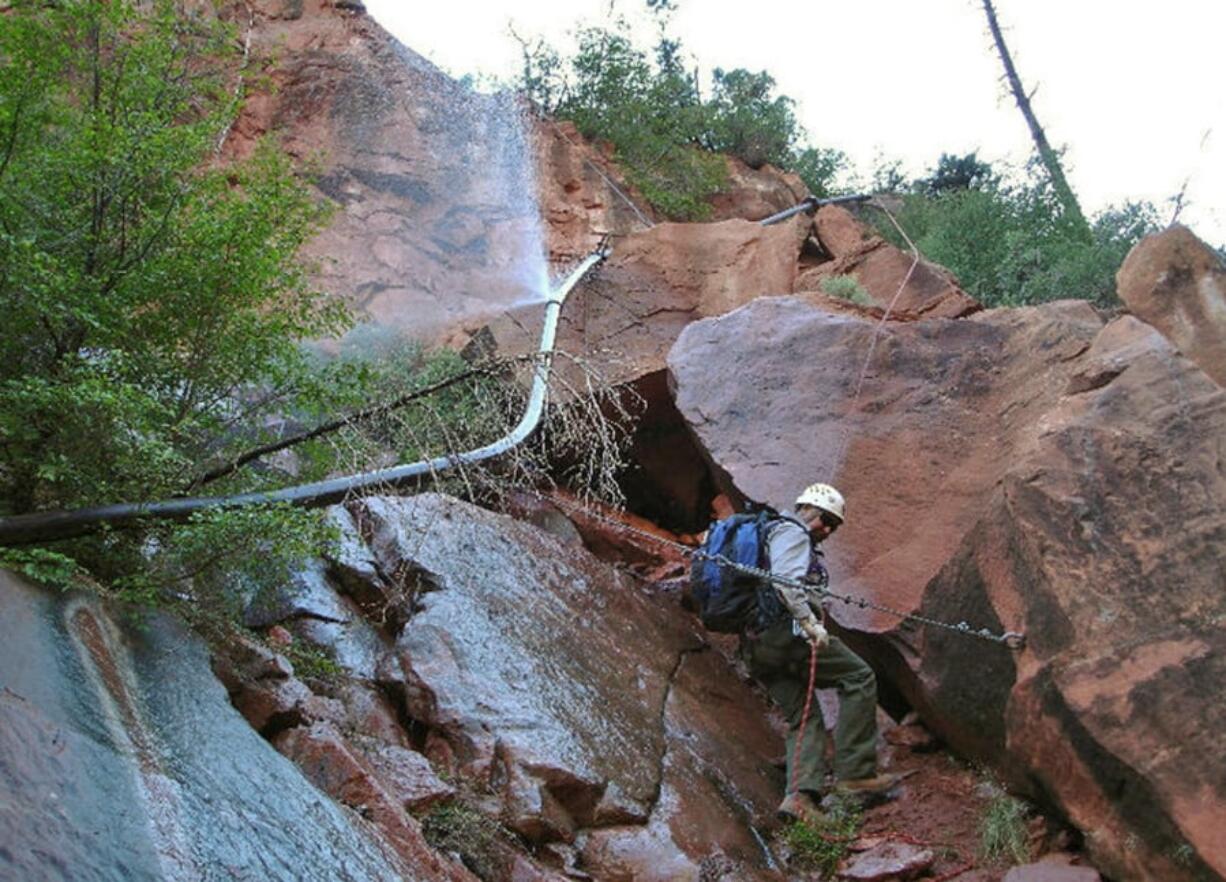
[796,483,846,524]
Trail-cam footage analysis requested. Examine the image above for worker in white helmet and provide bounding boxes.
[743,482,901,824]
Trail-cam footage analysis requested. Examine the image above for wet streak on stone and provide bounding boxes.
[70,608,159,775]
[68,605,197,880]
[648,645,707,814]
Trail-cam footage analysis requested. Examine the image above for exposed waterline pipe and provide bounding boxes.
[0,247,610,547]
[759,193,871,226]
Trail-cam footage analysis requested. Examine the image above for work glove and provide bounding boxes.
[798,617,829,649]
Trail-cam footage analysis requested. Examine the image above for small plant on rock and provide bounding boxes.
[422,801,515,881]
[780,795,862,877]
[820,275,874,307]
[978,789,1032,865]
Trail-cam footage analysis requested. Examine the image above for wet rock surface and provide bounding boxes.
[345,493,785,879]
[669,296,1226,882]
[0,570,413,881]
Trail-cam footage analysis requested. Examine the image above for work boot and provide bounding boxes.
[833,772,905,807]
[776,791,826,825]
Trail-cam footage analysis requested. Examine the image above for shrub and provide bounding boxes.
[821,275,873,306]
[514,6,847,219]
[979,790,1032,865]
[422,802,516,880]
[780,795,862,876]
[871,155,1158,308]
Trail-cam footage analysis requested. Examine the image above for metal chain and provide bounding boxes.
[535,490,1026,650]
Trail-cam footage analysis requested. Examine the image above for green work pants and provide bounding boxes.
[741,620,878,793]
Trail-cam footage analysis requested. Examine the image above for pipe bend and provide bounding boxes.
[0,248,609,547]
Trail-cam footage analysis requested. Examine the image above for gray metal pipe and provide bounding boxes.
[759,193,871,226]
[0,247,609,547]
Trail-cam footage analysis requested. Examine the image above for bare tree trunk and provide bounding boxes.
[981,0,1091,237]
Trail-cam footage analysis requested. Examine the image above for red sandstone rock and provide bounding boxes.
[1116,224,1226,386]
[351,735,455,812]
[840,839,934,880]
[668,296,1226,882]
[797,206,981,318]
[535,120,658,263]
[470,217,804,395]
[275,722,477,881]
[705,156,808,222]
[347,494,782,877]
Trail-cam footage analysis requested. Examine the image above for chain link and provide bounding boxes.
[536,490,1026,651]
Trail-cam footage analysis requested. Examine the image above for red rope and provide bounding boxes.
[787,639,819,794]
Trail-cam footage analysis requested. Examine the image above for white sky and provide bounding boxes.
[365,0,1225,244]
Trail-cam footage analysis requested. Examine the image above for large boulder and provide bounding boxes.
[667,296,1226,882]
[347,493,786,879]
[704,156,809,222]
[1116,224,1226,386]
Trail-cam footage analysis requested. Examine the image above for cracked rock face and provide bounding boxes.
[668,296,1226,882]
[350,494,784,878]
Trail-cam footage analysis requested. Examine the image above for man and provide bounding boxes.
[740,482,899,824]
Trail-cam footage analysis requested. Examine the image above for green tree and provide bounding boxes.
[515,4,847,218]
[0,0,347,596]
[704,68,798,169]
[882,159,1157,307]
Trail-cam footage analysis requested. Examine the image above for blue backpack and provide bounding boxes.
[690,508,788,633]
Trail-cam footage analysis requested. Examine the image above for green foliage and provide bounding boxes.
[916,152,999,195]
[873,155,1158,307]
[978,789,1032,865]
[0,0,349,609]
[704,68,798,169]
[422,801,515,880]
[780,795,862,876]
[0,547,91,589]
[514,6,846,219]
[291,341,515,490]
[281,639,343,681]
[557,17,725,220]
[821,275,873,306]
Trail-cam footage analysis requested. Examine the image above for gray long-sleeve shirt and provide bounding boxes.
[766,514,821,626]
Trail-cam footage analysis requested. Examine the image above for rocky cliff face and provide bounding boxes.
[5,1,1225,880]
[225,0,806,345]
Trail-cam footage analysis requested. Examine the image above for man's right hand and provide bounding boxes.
[799,618,829,649]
